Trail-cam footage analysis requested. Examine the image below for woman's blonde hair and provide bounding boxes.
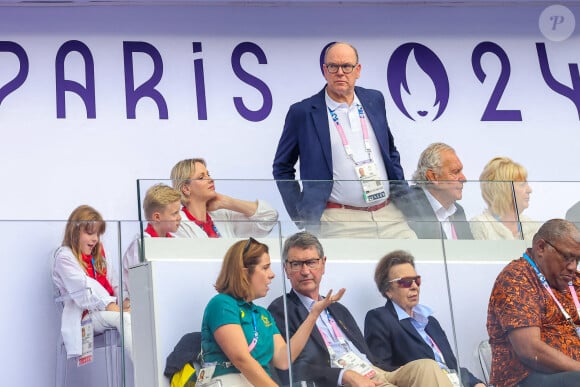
[169,158,206,205]
[215,238,269,301]
[479,157,528,216]
[62,205,107,274]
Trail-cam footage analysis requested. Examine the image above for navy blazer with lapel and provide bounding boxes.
[268,290,377,387]
[364,300,482,387]
[272,86,407,224]
[396,185,473,239]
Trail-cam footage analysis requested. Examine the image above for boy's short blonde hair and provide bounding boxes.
[143,183,182,220]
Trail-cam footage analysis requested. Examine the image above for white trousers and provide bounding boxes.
[209,372,252,386]
[91,310,133,361]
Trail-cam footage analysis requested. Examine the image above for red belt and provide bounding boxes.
[325,198,390,212]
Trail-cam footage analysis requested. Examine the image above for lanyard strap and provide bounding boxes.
[247,311,259,352]
[317,309,350,359]
[426,334,448,368]
[90,257,97,278]
[571,286,580,319]
[328,104,372,162]
[201,307,260,367]
[523,252,580,322]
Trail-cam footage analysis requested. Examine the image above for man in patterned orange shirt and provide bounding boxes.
[487,218,580,387]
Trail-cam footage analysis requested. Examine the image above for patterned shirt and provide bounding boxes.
[487,251,580,387]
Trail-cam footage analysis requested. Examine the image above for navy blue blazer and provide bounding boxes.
[364,300,482,387]
[268,290,378,387]
[272,86,407,224]
[396,185,474,239]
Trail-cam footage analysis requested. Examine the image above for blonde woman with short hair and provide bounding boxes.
[470,157,540,240]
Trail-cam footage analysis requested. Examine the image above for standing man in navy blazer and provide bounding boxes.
[272,42,416,239]
[396,143,473,239]
[268,231,452,387]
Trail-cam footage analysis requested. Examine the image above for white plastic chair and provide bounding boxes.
[478,339,492,385]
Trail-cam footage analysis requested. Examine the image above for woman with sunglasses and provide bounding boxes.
[364,250,485,387]
[199,237,344,386]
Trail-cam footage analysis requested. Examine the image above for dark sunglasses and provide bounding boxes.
[388,275,421,288]
[242,237,258,255]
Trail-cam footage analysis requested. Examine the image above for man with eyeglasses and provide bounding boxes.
[268,231,452,387]
[487,219,580,387]
[272,41,416,239]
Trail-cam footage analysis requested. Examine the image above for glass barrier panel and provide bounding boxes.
[274,219,454,386]
[131,220,284,387]
[132,178,580,387]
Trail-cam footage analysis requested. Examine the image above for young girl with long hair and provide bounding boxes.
[52,204,132,360]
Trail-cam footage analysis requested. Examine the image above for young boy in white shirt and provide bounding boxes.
[122,183,182,297]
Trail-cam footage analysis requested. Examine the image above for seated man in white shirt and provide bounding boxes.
[396,142,473,240]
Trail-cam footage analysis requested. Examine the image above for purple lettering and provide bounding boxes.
[231,42,272,122]
[472,41,522,121]
[55,40,96,119]
[0,41,28,107]
[536,42,580,119]
[192,42,207,120]
[123,41,168,119]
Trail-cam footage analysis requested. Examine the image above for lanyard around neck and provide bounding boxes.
[317,309,350,359]
[200,308,258,368]
[425,334,448,368]
[91,256,97,278]
[523,252,580,322]
[328,104,372,162]
[247,310,259,352]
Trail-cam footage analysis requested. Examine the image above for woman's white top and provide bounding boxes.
[175,199,278,238]
[470,209,541,240]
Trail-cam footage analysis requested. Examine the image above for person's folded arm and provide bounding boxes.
[207,193,258,217]
[213,323,278,386]
[508,326,580,372]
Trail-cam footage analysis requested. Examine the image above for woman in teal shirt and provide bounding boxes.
[200,237,343,386]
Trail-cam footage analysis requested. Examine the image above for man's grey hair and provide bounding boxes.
[282,231,324,261]
[412,142,456,184]
[534,218,580,244]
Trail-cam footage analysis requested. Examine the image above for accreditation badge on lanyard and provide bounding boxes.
[333,351,376,378]
[78,314,94,366]
[196,364,217,386]
[443,369,462,387]
[356,161,386,204]
[328,104,386,205]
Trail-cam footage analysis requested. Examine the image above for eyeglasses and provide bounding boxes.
[388,276,422,288]
[544,239,580,265]
[243,237,258,256]
[325,63,357,74]
[286,258,322,272]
